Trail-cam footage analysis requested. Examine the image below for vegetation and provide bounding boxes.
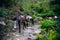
[0,0,60,40]
[0,8,7,17]
[38,19,57,40]
[41,19,56,31]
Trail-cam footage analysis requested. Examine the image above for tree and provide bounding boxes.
[50,0,60,16]
[0,8,7,18]
[50,0,60,40]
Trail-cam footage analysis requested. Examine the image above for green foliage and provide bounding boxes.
[5,20,13,31]
[36,19,57,40]
[0,8,7,18]
[36,34,43,40]
[50,0,60,5]
[46,30,57,40]
[0,0,13,7]
[41,19,55,30]
[54,18,60,40]
[40,18,59,40]
[0,23,8,40]
[31,3,43,13]
[43,9,55,16]
[55,18,60,31]
[45,29,57,40]
[32,15,36,18]
[54,5,60,15]
[50,0,60,16]
[50,0,60,40]
[36,29,57,40]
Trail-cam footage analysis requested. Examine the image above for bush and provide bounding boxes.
[46,30,57,40]
[41,19,56,31]
[36,34,43,40]
[54,18,60,40]
[0,24,6,40]
[36,29,57,40]
[0,8,7,18]
[39,19,59,40]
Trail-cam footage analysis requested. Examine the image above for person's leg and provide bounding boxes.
[25,20,27,27]
[22,21,25,29]
[24,21,26,28]
[18,20,21,33]
[27,21,29,27]
[13,21,17,31]
[32,19,34,25]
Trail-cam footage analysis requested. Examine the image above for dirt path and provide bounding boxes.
[4,24,41,40]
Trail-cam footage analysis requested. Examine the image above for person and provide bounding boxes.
[16,14,21,33]
[16,14,26,33]
[13,17,17,31]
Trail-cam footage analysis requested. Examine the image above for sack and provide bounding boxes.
[20,15,25,21]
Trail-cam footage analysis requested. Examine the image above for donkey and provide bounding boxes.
[26,15,34,27]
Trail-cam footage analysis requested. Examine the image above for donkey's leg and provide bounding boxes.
[31,18,34,25]
[23,21,26,29]
[26,20,28,27]
[27,21,29,27]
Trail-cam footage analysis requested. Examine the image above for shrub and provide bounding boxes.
[46,30,57,40]
[41,19,56,31]
[0,24,6,40]
[54,18,60,40]
[0,8,7,18]
[36,34,43,40]
[36,29,57,40]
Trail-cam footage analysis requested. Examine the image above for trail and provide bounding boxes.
[4,24,41,40]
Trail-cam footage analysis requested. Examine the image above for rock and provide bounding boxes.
[33,29,41,34]
[28,34,37,40]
